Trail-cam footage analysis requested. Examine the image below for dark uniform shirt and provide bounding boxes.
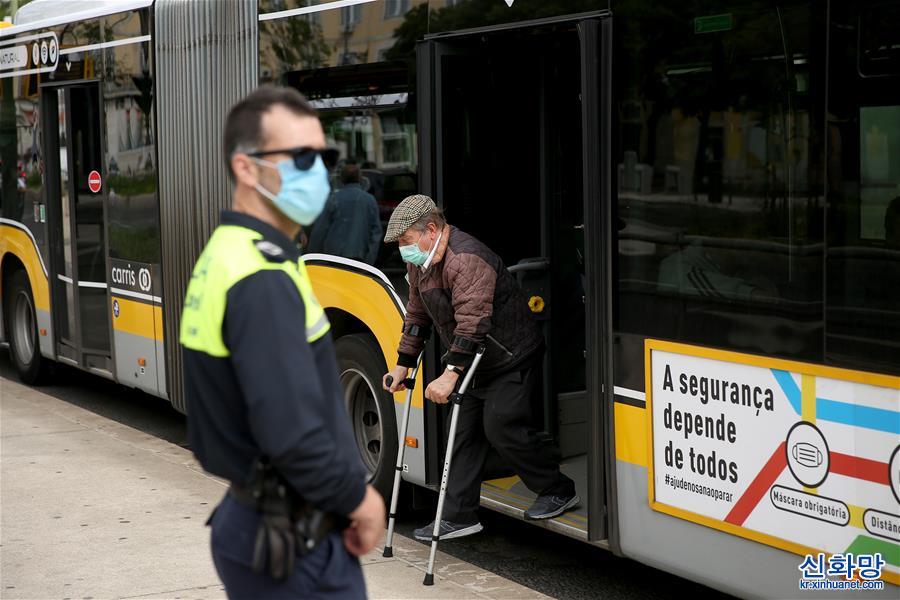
[180,211,366,517]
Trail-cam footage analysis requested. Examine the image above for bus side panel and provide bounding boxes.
[307,263,427,487]
[614,413,898,598]
[154,303,168,400]
[0,223,54,359]
[110,294,160,396]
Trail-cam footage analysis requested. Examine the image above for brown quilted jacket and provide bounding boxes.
[397,225,543,376]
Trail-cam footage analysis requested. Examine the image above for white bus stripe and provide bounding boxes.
[57,274,73,284]
[302,253,405,314]
[0,66,57,80]
[614,386,646,401]
[110,287,162,304]
[0,1,153,38]
[259,0,376,22]
[77,281,108,289]
[59,35,152,56]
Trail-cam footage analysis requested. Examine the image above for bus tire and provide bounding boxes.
[5,269,47,385]
[334,333,398,501]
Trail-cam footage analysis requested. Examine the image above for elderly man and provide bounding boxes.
[382,195,578,541]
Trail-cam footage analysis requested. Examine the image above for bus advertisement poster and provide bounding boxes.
[644,339,900,585]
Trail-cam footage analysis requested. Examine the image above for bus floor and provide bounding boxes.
[480,453,588,540]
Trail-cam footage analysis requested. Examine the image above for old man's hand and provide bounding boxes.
[424,370,459,404]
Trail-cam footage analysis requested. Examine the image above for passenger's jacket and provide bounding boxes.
[397,225,543,376]
[306,183,381,264]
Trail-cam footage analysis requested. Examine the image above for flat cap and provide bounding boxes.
[384,194,437,242]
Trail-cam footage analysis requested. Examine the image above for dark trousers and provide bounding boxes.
[441,364,575,524]
[210,494,366,600]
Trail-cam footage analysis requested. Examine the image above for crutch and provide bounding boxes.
[423,345,486,586]
[382,351,424,558]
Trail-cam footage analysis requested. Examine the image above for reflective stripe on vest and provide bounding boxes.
[179,225,329,357]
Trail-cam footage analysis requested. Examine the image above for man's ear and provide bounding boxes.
[231,153,258,188]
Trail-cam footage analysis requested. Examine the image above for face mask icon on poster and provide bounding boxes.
[792,442,823,468]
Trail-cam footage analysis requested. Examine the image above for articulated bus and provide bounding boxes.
[0,0,897,596]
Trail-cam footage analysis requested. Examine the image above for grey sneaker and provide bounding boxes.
[413,519,483,541]
[524,493,580,520]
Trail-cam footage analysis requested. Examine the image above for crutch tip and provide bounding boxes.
[423,573,435,586]
[382,547,393,558]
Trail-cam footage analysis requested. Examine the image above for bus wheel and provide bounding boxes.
[335,333,397,500]
[5,270,46,384]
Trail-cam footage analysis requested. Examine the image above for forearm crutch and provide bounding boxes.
[382,351,423,558]
[424,346,486,586]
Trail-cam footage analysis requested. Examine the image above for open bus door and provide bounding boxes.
[416,14,613,545]
[41,82,114,377]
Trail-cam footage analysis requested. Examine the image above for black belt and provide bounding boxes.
[229,482,264,508]
[228,483,346,579]
[230,483,344,530]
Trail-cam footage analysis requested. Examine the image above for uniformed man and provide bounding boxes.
[382,195,578,542]
[180,86,384,599]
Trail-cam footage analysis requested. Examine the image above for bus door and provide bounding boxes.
[417,15,612,543]
[42,83,114,376]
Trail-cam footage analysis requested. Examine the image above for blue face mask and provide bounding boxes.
[253,155,331,226]
[399,239,430,266]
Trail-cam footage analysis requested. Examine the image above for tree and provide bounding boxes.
[0,0,35,22]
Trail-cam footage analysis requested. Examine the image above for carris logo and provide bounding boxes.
[111,265,136,287]
[138,268,151,292]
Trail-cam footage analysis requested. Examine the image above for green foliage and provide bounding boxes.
[108,224,160,263]
[107,172,156,197]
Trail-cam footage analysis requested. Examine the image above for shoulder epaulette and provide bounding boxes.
[254,239,289,262]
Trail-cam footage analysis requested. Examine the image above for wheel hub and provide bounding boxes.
[340,368,384,477]
[13,290,35,366]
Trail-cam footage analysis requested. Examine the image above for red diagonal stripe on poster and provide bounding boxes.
[830,452,889,486]
[725,441,787,526]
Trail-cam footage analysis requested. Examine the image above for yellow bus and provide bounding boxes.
[0,1,897,596]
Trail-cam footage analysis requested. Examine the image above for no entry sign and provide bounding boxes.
[88,170,102,193]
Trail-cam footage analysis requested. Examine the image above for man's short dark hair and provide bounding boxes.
[223,86,317,182]
[340,162,361,185]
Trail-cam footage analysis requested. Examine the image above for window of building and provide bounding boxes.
[384,0,412,19]
[341,4,363,26]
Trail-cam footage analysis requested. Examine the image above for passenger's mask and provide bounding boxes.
[400,234,431,266]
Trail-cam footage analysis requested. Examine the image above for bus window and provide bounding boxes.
[259,2,421,294]
[825,1,900,375]
[614,3,826,374]
[287,62,417,291]
[104,10,159,265]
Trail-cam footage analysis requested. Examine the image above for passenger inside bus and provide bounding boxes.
[306,162,382,264]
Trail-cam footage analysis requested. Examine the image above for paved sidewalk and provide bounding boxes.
[0,375,550,599]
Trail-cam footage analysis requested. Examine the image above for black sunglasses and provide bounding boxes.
[248,147,339,171]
